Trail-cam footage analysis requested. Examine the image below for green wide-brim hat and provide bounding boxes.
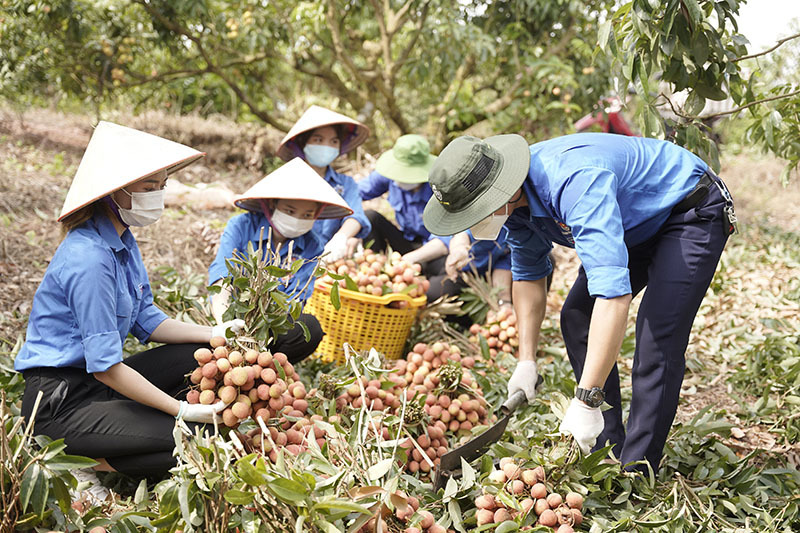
[375,134,437,184]
[422,134,530,236]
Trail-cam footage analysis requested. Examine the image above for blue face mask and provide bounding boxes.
[303,144,340,168]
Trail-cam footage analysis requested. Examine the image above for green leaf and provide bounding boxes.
[598,20,612,52]
[268,477,308,503]
[134,479,148,505]
[313,499,372,515]
[223,488,255,505]
[237,458,266,486]
[366,458,394,480]
[314,519,343,533]
[330,282,341,310]
[449,499,467,533]
[20,462,40,512]
[681,0,703,27]
[344,274,358,292]
[44,454,98,471]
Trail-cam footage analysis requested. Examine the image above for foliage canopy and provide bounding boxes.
[1,0,799,175]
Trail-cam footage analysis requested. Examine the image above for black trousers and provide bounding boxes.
[560,178,730,472]
[21,343,203,477]
[273,313,324,364]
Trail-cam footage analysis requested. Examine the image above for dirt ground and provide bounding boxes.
[1,107,798,464]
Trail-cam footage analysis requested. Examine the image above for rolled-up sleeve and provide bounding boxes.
[339,176,372,238]
[424,233,452,246]
[558,168,630,298]
[132,279,168,342]
[358,171,391,200]
[505,216,553,281]
[60,248,123,373]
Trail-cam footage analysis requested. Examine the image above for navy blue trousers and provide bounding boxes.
[560,178,731,472]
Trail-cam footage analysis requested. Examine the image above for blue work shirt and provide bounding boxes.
[15,214,168,374]
[313,167,371,242]
[358,171,450,246]
[209,211,324,302]
[465,229,511,273]
[507,133,708,298]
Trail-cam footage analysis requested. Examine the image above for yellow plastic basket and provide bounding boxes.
[305,281,427,364]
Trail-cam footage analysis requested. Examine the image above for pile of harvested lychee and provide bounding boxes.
[468,307,519,358]
[186,336,325,461]
[320,249,430,300]
[477,458,584,531]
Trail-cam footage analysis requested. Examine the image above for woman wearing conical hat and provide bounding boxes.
[276,105,371,262]
[208,157,353,362]
[14,122,244,501]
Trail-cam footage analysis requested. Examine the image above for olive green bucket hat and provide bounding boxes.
[375,134,437,184]
[422,134,530,236]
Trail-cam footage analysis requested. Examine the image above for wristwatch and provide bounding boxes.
[575,386,605,408]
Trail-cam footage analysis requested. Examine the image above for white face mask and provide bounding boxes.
[271,209,315,239]
[115,188,165,227]
[394,181,420,191]
[470,205,510,240]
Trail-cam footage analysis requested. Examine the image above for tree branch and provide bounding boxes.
[484,76,524,114]
[658,88,800,120]
[132,0,290,131]
[391,0,431,78]
[734,31,800,63]
[325,0,366,82]
[430,55,476,150]
[388,0,415,34]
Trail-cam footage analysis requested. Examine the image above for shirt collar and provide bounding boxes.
[92,213,129,252]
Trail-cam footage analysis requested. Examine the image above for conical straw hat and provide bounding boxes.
[58,121,205,221]
[235,158,353,219]
[276,105,370,161]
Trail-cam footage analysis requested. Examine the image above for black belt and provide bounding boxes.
[671,172,714,214]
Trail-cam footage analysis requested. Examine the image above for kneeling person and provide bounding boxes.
[209,158,353,362]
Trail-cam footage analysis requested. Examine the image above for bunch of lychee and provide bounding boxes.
[468,307,518,358]
[235,413,328,463]
[320,249,430,299]
[398,422,449,476]
[186,336,309,430]
[476,458,584,531]
[392,495,453,533]
[335,376,403,413]
[390,342,490,438]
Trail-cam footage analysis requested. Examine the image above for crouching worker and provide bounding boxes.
[209,158,353,362]
[14,122,244,502]
[358,134,452,281]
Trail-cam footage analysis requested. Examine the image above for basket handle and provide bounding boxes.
[317,281,423,307]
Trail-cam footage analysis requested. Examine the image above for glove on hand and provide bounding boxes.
[211,319,245,338]
[323,233,349,263]
[559,397,604,454]
[445,245,470,279]
[177,400,226,424]
[507,360,539,404]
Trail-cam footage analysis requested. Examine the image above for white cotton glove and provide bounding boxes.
[177,400,226,424]
[323,233,349,263]
[559,398,605,454]
[507,360,539,404]
[211,319,245,338]
[445,245,471,279]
